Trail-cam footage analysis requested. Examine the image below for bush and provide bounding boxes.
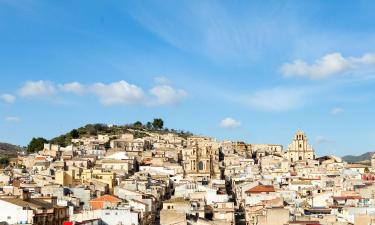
[27,137,48,153]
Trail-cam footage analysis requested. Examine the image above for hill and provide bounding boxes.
[0,142,23,158]
[49,121,193,147]
[342,151,375,164]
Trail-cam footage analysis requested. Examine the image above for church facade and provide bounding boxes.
[182,137,220,183]
[286,131,315,162]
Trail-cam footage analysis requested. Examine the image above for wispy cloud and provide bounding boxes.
[331,107,344,115]
[219,117,241,128]
[127,1,300,63]
[0,0,36,12]
[1,94,16,104]
[315,135,333,144]
[241,87,309,112]
[153,76,170,85]
[19,80,56,97]
[5,116,21,123]
[281,52,375,79]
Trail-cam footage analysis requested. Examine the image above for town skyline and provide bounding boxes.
[2,1,375,156]
[2,2,375,224]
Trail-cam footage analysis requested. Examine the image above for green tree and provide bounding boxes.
[133,121,143,128]
[85,124,97,136]
[0,157,9,167]
[152,118,164,130]
[146,122,152,129]
[70,129,79,139]
[27,137,48,153]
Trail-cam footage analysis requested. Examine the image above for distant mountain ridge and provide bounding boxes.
[0,142,23,158]
[342,151,375,164]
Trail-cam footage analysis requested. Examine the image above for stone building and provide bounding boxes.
[371,154,375,170]
[286,130,315,162]
[182,138,220,183]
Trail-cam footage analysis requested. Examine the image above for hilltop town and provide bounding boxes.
[0,120,375,225]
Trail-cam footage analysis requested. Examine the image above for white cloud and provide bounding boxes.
[281,52,375,79]
[19,80,56,97]
[5,116,20,123]
[59,82,85,94]
[244,87,307,111]
[153,76,170,85]
[128,1,306,64]
[219,117,241,128]
[15,79,188,107]
[90,81,145,105]
[149,85,188,105]
[1,94,16,104]
[331,107,344,115]
[315,136,332,144]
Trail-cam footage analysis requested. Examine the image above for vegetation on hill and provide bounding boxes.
[27,137,48,153]
[28,118,193,148]
[0,142,24,167]
[0,157,9,167]
[342,152,375,163]
[0,142,23,157]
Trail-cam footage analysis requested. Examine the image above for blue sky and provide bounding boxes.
[1,0,375,156]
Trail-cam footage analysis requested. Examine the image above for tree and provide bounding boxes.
[27,137,48,153]
[146,122,152,129]
[133,121,143,128]
[0,157,9,167]
[70,129,79,139]
[152,118,164,130]
[86,124,97,136]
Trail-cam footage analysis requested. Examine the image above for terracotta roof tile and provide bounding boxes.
[90,195,121,203]
[245,185,275,193]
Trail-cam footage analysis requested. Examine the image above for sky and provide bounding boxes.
[1,0,375,156]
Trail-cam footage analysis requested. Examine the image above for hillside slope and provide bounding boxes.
[49,123,193,147]
[342,151,375,164]
[0,142,23,158]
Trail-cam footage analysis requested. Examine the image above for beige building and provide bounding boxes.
[80,169,116,193]
[55,170,75,186]
[211,202,235,224]
[371,154,375,170]
[286,131,315,162]
[182,139,220,183]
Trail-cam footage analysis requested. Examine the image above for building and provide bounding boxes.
[182,139,220,183]
[0,191,69,225]
[89,194,122,210]
[286,131,315,162]
[80,169,116,193]
[371,154,375,170]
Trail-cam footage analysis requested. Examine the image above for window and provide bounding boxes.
[198,161,204,170]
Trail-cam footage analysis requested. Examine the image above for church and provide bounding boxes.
[286,130,315,162]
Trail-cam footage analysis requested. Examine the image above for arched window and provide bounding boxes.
[198,161,204,170]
